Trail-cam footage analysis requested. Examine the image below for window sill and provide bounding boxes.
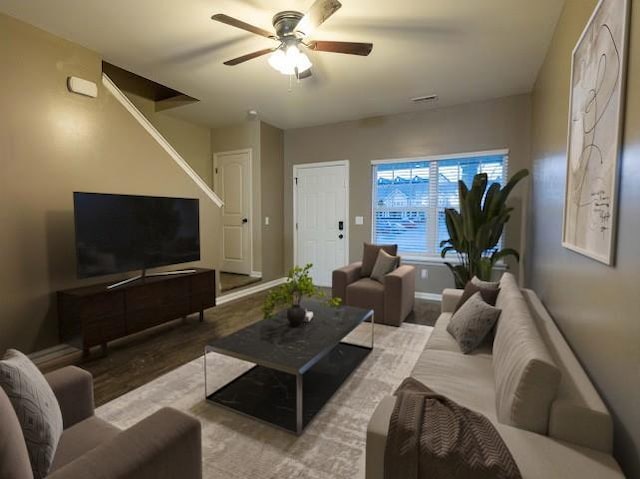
[400,254,507,269]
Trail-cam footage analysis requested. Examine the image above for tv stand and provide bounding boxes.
[58,268,216,357]
[107,268,198,289]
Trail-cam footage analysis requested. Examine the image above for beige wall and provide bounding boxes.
[0,14,222,353]
[125,92,213,186]
[211,121,262,275]
[527,1,640,476]
[284,95,532,294]
[260,122,285,281]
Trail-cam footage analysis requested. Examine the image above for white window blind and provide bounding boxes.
[372,152,508,256]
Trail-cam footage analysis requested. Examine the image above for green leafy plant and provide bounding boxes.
[440,169,529,288]
[263,264,342,317]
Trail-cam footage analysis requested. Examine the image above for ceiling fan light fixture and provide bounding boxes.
[268,45,312,75]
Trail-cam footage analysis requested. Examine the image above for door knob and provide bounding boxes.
[338,234,344,239]
[242,218,248,224]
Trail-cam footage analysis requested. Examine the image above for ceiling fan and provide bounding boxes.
[212,0,373,79]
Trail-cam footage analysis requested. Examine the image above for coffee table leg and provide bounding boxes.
[371,312,375,349]
[296,373,303,435]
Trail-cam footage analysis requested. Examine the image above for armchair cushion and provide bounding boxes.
[50,416,120,472]
[361,243,397,277]
[346,278,385,321]
[0,349,63,478]
[45,367,94,429]
[48,407,202,479]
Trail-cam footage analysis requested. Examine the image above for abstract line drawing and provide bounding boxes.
[563,0,630,265]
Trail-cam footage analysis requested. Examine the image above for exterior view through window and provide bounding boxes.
[372,152,508,256]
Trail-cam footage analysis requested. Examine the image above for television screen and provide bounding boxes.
[73,192,200,278]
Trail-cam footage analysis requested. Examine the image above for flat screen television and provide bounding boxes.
[73,192,200,278]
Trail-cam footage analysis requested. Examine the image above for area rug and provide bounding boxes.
[96,322,432,479]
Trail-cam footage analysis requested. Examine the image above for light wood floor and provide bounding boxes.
[78,289,440,407]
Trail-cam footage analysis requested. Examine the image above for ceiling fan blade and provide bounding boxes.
[296,0,342,37]
[297,69,313,80]
[223,48,274,66]
[211,14,274,39]
[307,41,373,56]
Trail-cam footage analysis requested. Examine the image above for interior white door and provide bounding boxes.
[216,150,252,275]
[295,163,348,286]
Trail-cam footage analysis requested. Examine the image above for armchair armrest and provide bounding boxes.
[45,366,94,428]
[332,261,363,301]
[48,407,202,479]
[441,288,464,313]
[383,265,415,326]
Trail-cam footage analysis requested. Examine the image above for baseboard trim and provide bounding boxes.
[249,271,263,278]
[415,292,442,302]
[217,277,287,305]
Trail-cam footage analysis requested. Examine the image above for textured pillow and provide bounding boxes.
[471,276,500,290]
[0,389,33,479]
[370,249,399,283]
[447,292,502,354]
[361,242,398,277]
[454,280,500,312]
[0,350,63,479]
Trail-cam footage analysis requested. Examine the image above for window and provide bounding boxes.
[372,151,508,257]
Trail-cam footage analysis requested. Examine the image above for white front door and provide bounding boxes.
[215,150,252,275]
[294,162,349,286]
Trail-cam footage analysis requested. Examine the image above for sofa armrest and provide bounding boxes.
[48,407,202,479]
[441,288,463,313]
[366,396,396,479]
[383,265,415,326]
[332,261,363,301]
[45,366,94,428]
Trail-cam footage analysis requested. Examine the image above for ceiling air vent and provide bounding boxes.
[411,94,438,104]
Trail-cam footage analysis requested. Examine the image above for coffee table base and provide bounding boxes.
[207,342,371,434]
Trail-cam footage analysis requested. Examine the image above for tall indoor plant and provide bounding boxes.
[440,169,529,288]
[263,264,341,326]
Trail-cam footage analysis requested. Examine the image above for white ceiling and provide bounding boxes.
[0,0,565,129]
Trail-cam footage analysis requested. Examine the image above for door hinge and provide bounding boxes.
[295,177,298,185]
[215,167,218,174]
[296,222,298,230]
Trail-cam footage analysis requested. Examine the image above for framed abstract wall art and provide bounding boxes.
[562,0,630,265]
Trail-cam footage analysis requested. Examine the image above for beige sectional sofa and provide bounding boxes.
[366,273,624,478]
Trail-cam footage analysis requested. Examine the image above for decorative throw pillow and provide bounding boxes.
[447,292,502,354]
[0,350,63,479]
[454,280,500,312]
[361,242,398,277]
[370,249,399,283]
[471,276,500,290]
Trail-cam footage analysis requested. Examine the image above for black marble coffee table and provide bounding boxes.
[204,299,374,434]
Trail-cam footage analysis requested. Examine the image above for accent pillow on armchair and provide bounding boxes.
[361,242,398,277]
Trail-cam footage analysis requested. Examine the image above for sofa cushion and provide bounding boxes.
[447,292,502,354]
[370,249,399,283]
[0,349,63,478]
[361,243,397,277]
[346,278,384,320]
[50,416,121,472]
[0,388,33,479]
[411,349,496,419]
[493,274,561,434]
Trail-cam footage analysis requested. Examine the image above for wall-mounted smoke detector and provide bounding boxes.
[411,94,438,104]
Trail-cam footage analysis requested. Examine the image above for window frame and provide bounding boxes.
[370,149,509,261]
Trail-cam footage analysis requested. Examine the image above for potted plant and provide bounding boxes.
[440,169,529,288]
[263,264,341,327]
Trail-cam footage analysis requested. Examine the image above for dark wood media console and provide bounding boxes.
[58,268,216,357]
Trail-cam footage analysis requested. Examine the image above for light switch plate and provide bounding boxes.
[355,216,364,225]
